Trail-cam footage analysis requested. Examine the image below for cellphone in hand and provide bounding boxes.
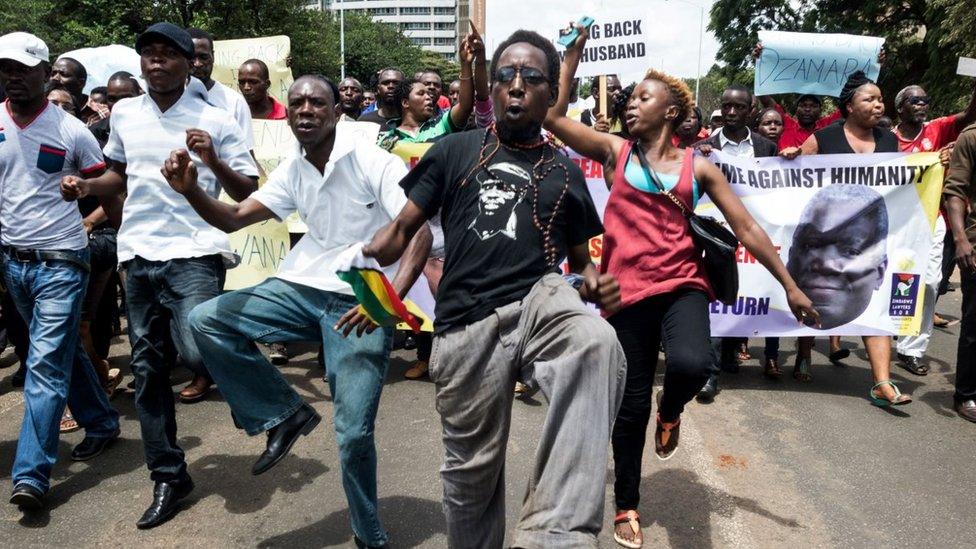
[557,16,595,47]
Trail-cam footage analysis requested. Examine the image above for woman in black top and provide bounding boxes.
[783,72,910,406]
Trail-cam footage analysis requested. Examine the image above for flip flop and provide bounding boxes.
[613,510,643,549]
[870,380,912,407]
[829,349,850,364]
[60,410,80,433]
[793,358,812,382]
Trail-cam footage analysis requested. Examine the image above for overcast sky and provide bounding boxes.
[483,0,721,83]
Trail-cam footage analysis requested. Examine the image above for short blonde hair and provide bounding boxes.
[643,69,694,129]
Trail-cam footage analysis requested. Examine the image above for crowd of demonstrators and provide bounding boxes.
[3,12,976,549]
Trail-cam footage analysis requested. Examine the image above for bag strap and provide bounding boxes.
[632,140,693,218]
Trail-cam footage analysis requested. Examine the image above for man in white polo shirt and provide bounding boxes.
[0,31,120,511]
[60,22,259,529]
[167,75,430,548]
[187,27,254,149]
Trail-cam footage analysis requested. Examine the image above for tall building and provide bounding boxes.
[305,0,478,60]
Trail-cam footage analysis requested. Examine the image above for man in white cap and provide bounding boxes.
[0,31,121,511]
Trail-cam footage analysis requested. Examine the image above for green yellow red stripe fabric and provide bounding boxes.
[337,267,422,333]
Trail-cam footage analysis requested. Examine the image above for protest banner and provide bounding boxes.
[756,31,885,97]
[223,119,293,290]
[958,57,976,78]
[213,35,293,102]
[699,150,943,337]
[485,3,651,79]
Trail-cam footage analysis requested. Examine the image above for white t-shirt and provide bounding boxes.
[0,101,105,250]
[206,80,254,149]
[250,125,409,295]
[104,78,258,265]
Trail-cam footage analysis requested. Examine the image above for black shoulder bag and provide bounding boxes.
[633,141,739,304]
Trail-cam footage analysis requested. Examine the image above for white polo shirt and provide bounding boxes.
[206,80,254,149]
[250,124,409,295]
[0,100,105,250]
[104,77,258,265]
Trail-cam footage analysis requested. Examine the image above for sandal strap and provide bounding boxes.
[614,510,640,523]
[872,380,901,395]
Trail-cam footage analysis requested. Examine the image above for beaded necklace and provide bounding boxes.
[461,124,572,267]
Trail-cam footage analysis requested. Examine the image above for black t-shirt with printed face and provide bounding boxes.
[401,129,603,333]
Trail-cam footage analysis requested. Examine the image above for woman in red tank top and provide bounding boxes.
[543,25,819,549]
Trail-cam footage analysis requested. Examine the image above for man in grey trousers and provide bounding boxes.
[357,30,627,548]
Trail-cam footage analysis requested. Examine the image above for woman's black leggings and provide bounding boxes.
[608,289,716,510]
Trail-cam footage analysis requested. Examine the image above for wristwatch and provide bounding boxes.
[563,273,585,290]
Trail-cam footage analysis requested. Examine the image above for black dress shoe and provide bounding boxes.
[252,403,321,476]
[9,483,44,510]
[71,429,121,461]
[956,399,976,423]
[696,375,719,403]
[136,478,194,529]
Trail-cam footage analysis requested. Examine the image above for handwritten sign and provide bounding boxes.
[223,119,294,290]
[484,6,651,80]
[213,36,293,103]
[958,57,976,78]
[756,31,885,97]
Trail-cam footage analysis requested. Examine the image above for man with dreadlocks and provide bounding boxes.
[358,29,627,548]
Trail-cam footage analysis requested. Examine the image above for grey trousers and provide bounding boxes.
[430,273,627,548]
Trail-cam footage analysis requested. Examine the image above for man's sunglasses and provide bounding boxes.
[907,96,931,106]
[494,66,548,85]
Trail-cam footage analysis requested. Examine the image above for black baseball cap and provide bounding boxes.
[135,22,194,59]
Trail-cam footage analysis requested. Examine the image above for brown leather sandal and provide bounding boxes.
[613,510,643,548]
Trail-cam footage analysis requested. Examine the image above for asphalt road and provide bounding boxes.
[1,288,974,548]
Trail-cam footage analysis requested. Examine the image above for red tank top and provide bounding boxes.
[601,141,713,314]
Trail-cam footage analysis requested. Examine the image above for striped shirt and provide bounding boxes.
[0,100,105,250]
[104,77,258,264]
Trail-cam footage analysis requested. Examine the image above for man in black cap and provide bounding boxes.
[60,21,259,529]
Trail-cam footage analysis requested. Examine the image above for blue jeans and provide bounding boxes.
[124,255,223,483]
[189,277,392,546]
[1,248,119,493]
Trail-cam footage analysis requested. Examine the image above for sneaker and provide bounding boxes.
[654,414,681,460]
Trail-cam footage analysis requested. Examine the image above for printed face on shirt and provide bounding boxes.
[287,77,337,147]
[190,38,214,82]
[140,42,190,94]
[787,186,888,329]
[468,162,531,241]
[0,59,48,104]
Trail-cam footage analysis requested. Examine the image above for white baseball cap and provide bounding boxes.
[0,32,50,67]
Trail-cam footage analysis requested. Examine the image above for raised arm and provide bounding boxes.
[162,149,274,233]
[450,28,479,130]
[955,81,976,133]
[543,23,624,167]
[695,157,819,325]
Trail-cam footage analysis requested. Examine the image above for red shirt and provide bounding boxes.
[256,97,288,120]
[437,95,451,111]
[602,142,712,313]
[894,115,959,152]
[774,102,842,150]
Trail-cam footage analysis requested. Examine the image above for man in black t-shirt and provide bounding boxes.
[358,68,403,126]
[357,30,626,548]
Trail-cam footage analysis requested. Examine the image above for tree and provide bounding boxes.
[0,0,439,85]
[708,0,973,116]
